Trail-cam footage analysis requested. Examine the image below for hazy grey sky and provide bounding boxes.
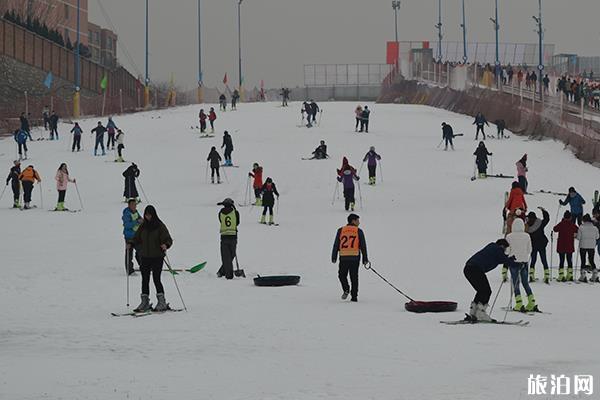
[88,0,600,89]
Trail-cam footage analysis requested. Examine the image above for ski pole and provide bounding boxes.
[75,181,84,210]
[357,180,363,209]
[364,262,415,302]
[126,247,130,307]
[379,160,384,183]
[488,276,505,316]
[137,178,150,203]
[205,161,209,183]
[490,155,494,175]
[357,161,364,177]
[472,157,477,180]
[244,176,251,206]
[0,185,7,203]
[276,196,280,215]
[436,138,444,149]
[221,165,229,183]
[39,181,44,209]
[164,254,188,311]
[331,182,339,206]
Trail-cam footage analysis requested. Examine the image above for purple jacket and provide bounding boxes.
[337,169,359,189]
[363,151,381,167]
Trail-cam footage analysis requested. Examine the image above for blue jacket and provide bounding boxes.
[467,243,518,273]
[122,207,141,240]
[107,119,117,130]
[71,126,83,136]
[560,193,585,215]
[13,129,28,144]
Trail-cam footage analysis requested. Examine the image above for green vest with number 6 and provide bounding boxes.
[220,210,237,236]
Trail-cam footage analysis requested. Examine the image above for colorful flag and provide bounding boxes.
[223,73,228,85]
[43,72,53,89]
[100,74,108,90]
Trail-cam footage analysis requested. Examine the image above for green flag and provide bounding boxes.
[100,74,108,90]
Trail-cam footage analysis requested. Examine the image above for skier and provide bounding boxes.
[494,119,506,139]
[280,88,290,106]
[208,107,217,133]
[216,198,240,280]
[91,121,107,156]
[577,214,599,283]
[559,187,586,225]
[106,117,117,150]
[441,122,454,151]
[19,112,31,138]
[504,181,527,234]
[42,106,50,131]
[123,198,142,275]
[309,140,328,160]
[221,131,234,166]
[506,218,538,312]
[54,163,76,211]
[130,205,173,312]
[553,210,578,282]
[463,239,519,322]
[18,164,41,209]
[232,89,240,110]
[115,129,125,162]
[199,109,207,133]
[473,141,492,178]
[260,177,279,225]
[248,163,263,205]
[122,163,140,203]
[5,160,21,208]
[526,207,550,283]
[206,146,222,184]
[49,111,59,140]
[219,93,227,111]
[302,102,310,126]
[13,128,29,160]
[362,146,381,185]
[354,105,363,132]
[359,106,370,133]
[516,154,528,193]
[473,112,489,140]
[337,157,360,211]
[331,213,369,302]
[70,122,82,152]
[309,100,320,125]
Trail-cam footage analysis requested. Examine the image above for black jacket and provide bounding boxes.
[92,125,107,136]
[20,116,29,131]
[331,225,368,263]
[310,102,319,115]
[207,149,222,168]
[473,146,492,164]
[527,209,550,250]
[442,124,454,139]
[313,144,327,159]
[261,182,279,207]
[222,135,233,151]
[50,114,59,128]
[219,206,240,239]
[6,166,20,186]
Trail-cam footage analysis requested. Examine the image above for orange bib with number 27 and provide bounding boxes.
[339,226,359,257]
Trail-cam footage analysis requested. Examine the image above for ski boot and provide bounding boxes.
[501,266,508,283]
[513,295,526,312]
[13,200,19,209]
[525,294,539,312]
[102,151,106,156]
[341,291,349,300]
[23,202,30,210]
[350,202,355,212]
[134,294,152,312]
[469,301,478,319]
[54,202,65,211]
[153,293,170,312]
[579,271,588,283]
[557,268,566,282]
[566,267,574,281]
[475,303,493,322]
[260,215,267,224]
[255,198,262,206]
[211,177,215,184]
[268,215,274,226]
[529,268,537,283]
[591,269,599,283]
[23,151,28,160]
[543,269,550,284]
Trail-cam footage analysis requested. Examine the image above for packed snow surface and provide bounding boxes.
[1,102,599,399]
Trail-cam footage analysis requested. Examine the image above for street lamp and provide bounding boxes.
[238,0,243,91]
[392,1,400,44]
[75,0,80,89]
[197,0,203,102]
[533,0,544,100]
[490,0,500,85]
[435,0,442,62]
[460,0,467,63]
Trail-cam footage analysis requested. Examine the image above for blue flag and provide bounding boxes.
[43,72,53,89]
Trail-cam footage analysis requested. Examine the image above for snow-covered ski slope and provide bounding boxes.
[1,102,599,400]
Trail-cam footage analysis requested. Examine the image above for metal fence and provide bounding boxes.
[304,64,392,87]
[437,41,554,66]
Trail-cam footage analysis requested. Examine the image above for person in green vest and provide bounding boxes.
[217,198,240,279]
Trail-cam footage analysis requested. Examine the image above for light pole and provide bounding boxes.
[73,0,81,118]
[144,0,150,108]
[489,0,500,85]
[197,0,203,102]
[392,1,400,44]
[533,0,544,101]
[238,0,243,91]
[460,0,467,63]
[435,0,443,62]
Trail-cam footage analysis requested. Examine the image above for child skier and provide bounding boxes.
[473,112,489,140]
[249,163,263,205]
[13,128,29,160]
[337,157,360,211]
[362,146,381,185]
[123,163,140,203]
[473,141,492,178]
[441,122,455,151]
[506,218,538,312]
[217,198,240,280]
[577,214,599,283]
[199,109,207,133]
[122,198,142,275]
[526,207,550,283]
[208,107,217,133]
[504,181,528,234]
[71,122,82,152]
[5,160,21,208]
[18,164,41,209]
[354,105,363,132]
[559,187,586,225]
[359,106,370,133]
[553,210,578,282]
[91,121,107,156]
[115,129,125,162]
[106,117,118,150]
[54,163,76,211]
[516,154,528,193]
[232,90,240,110]
[221,131,234,166]
[310,140,328,160]
[260,177,279,225]
[219,94,227,111]
[206,146,222,184]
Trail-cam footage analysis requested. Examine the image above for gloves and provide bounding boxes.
[331,257,337,264]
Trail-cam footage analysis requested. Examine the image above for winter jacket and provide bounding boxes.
[553,218,578,253]
[133,221,173,258]
[71,126,82,136]
[527,209,550,250]
[106,119,117,133]
[55,169,74,191]
[506,219,532,262]
[199,111,207,122]
[331,224,368,263]
[92,125,107,137]
[222,134,233,151]
[577,222,599,249]
[122,207,142,240]
[116,131,125,145]
[361,109,370,121]
[207,149,222,168]
[219,206,240,238]
[442,124,454,139]
[466,243,518,273]
[474,146,492,165]
[505,187,527,212]
[122,165,140,198]
[49,114,59,129]
[261,182,279,207]
[310,102,319,115]
[363,151,381,167]
[19,166,41,183]
[313,145,327,159]
[355,108,363,118]
[560,193,586,215]
[473,114,488,126]
[516,161,527,177]
[13,129,28,144]
[337,169,359,190]
[249,166,263,189]
[6,165,21,186]
[209,111,217,121]
[20,115,29,131]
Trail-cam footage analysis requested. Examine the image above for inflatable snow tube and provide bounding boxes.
[404,300,457,313]
[253,275,301,287]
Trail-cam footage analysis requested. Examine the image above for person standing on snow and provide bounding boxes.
[5,160,21,208]
[473,112,489,140]
[54,163,76,211]
[259,177,279,225]
[221,131,234,166]
[359,106,370,133]
[494,119,506,139]
[199,109,208,133]
[219,93,227,111]
[42,106,50,131]
[206,146,222,184]
[526,207,550,283]
[559,187,586,225]
[331,213,369,302]
[309,100,320,125]
[506,218,539,312]
[463,239,519,322]
[473,141,492,178]
[91,121,107,156]
[577,214,599,283]
[123,163,140,202]
[441,122,455,151]
[216,198,240,280]
[106,117,118,150]
[115,129,126,162]
[354,105,363,132]
[122,198,143,275]
[18,164,41,209]
[13,128,29,160]
[248,163,263,205]
[516,154,528,193]
[19,112,31,138]
[49,111,59,140]
[337,157,360,211]
[71,122,82,152]
[232,90,240,110]
[208,107,217,133]
[362,147,381,185]
[130,205,173,312]
[553,210,578,282]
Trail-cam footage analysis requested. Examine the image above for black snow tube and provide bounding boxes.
[253,275,301,287]
[404,300,458,313]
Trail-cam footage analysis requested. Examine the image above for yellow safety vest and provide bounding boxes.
[220,211,237,236]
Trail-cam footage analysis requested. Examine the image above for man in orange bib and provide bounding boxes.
[331,214,369,302]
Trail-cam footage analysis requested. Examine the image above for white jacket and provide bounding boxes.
[116,131,124,145]
[506,218,532,262]
[577,222,599,249]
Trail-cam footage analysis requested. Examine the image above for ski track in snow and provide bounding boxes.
[1,102,599,399]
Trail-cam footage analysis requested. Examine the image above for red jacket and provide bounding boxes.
[250,167,263,188]
[505,188,527,212]
[209,111,217,121]
[199,111,207,121]
[553,218,578,253]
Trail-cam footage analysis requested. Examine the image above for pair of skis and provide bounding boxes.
[111,308,184,318]
[441,314,529,326]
